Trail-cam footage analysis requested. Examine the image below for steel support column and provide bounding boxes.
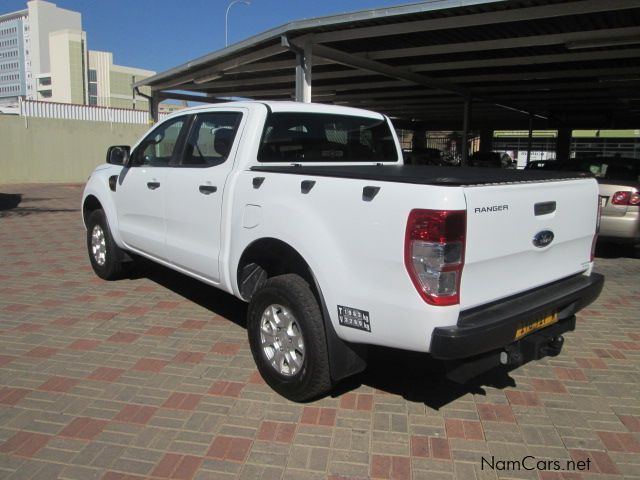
[526,114,534,166]
[412,127,426,150]
[150,93,160,124]
[556,127,572,161]
[461,98,472,166]
[295,40,312,103]
[479,128,493,153]
[281,36,313,103]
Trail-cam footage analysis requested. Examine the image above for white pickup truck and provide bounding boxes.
[82,101,604,401]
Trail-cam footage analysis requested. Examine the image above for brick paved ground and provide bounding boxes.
[0,183,638,480]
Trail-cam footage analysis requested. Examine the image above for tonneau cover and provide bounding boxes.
[250,165,589,186]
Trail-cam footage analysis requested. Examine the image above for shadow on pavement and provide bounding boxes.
[0,193,22,211]
[0,193,78,217]
[125,260,524,408]
[335,346,518,409]
[596,241,639,259]
[128,260,248,329]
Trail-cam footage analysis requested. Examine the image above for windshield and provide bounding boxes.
[258,112,398,163]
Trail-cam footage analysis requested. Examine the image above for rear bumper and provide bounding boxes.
[429,273,604,360]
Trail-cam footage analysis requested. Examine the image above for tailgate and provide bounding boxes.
[461,178,598,310]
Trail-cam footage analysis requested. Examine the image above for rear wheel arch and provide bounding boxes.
[247,273,331,401]
[237,237,367,385]
[237,238,316,302]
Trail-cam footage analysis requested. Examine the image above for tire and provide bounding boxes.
[86,209,124,280]
[247,273,332,402]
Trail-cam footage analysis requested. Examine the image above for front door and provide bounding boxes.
[116,115,188,260]
[164,110,245,283]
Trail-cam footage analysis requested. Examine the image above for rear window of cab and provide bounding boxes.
[257,112,398,163]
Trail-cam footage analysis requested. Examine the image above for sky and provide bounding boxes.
[2,0,414,73]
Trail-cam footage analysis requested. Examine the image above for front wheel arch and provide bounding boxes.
[82,195,103,229]
[86,209,124,280]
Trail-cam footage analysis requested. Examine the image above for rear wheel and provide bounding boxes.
[247,274,332,402]
[86,209,124,280]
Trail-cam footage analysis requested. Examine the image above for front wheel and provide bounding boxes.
[247,274,332,402]
[86,209,124,280]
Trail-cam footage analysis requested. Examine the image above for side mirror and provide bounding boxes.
[106,145,131,166]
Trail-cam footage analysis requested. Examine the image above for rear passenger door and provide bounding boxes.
[164,109,245,283]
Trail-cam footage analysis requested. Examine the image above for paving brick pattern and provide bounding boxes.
[1,184,638,479]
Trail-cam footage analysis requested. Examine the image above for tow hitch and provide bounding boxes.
[500,333,565,366]
[445,316,575,383]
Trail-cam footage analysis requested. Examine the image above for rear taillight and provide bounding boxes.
[611,190,640,206]
[405,209,466,306]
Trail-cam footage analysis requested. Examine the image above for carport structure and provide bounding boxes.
[135,0,640,161]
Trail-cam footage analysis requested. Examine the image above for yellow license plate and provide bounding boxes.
[515,312,558,340]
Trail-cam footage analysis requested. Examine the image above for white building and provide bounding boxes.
[0,0,154,109]
[89,51,154,110]
[0,7,30,102]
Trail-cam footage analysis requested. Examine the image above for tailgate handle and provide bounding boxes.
[534,201,556,216]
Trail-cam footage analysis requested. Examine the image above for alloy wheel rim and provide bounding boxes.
[91,225,107,266]
[259,304,305,376]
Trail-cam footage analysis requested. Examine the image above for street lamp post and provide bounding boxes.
[225,0,251,47]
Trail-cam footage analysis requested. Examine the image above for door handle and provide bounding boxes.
[199,185,217,195]
[147,181,160,190]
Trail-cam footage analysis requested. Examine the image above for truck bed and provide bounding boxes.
[250,164,588,186]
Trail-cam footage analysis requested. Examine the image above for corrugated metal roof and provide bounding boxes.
[136,0,640,129]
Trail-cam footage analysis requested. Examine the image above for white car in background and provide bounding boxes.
[528,157,640,245]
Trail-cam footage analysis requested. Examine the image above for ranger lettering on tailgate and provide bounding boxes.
[474,205,509,213]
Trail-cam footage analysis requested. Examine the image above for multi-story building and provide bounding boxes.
[0,0,81,105]
[0,8,29,102]
[47,29,87,103]
[0,0,154,109]
[88,51,153,110]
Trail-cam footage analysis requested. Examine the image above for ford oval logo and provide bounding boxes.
[533,230,554,248]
